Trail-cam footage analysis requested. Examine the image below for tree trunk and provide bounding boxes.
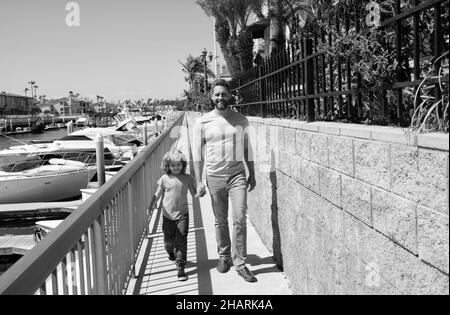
[269,0,285,56]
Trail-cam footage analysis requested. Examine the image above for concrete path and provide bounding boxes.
[127,117,292,295]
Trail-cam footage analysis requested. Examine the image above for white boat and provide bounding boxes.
[0,122,145,166]
[0,159,95,204]
[75,117,88,127]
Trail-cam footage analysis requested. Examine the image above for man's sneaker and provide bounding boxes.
[237,267,257,282]
[216,259,231,273]
[178,269,188,282]
[168,253,175,261]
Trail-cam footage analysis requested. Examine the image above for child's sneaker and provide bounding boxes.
[168,253,175,261]
[177,269,188,282]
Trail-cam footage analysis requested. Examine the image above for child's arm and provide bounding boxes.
[188,175,198,198]
[149,177,164,210]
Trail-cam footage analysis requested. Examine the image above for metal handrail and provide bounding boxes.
[0,112,184,295]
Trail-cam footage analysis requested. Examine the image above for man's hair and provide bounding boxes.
[161,149,187,175]
[211,79,231,94]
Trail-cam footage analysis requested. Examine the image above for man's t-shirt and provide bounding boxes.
[156,174,195,220]
[194,110,250,177]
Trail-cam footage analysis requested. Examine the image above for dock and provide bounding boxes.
[0,235,35,256]
[0,200,83,220]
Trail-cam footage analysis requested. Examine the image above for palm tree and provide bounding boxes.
[179,54,215,92]
[33,85,38,99]
[28,81,35,98]
[24,88,29,97]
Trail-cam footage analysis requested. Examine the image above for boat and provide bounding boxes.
[44,124,60,131]
[0,122,144,165]
[75,117,88,127]
[0,158,96,204]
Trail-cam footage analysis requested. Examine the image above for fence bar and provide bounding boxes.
[304,37,315,122]
[395,0,404,124]
[93,214,107,295]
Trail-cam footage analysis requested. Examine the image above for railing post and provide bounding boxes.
[95,132,106,186]
[93,215,108,295]
[67,120,73,135]
[304,37,315,122]
[127,181,137,277]
[142,123,148,146]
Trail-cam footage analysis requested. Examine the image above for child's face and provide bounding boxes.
[169,160,183,175]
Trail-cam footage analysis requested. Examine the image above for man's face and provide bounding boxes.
[212,86,231,111]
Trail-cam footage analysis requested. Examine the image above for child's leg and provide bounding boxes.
[174,213,189,270]
[162,216,176,256]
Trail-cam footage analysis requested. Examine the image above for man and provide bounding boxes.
[193,79,257,282]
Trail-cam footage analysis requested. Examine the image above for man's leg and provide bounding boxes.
[227,173,248,270]
[206,175,232,263]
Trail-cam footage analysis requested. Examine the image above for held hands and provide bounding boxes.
[195,182,207,198]
[247,175,256,192]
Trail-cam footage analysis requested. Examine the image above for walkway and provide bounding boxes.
[126,120,292,295]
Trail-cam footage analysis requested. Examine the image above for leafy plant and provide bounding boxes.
[410,51,449,133]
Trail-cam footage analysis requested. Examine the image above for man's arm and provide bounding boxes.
[244,124,256,192]
[192,120,206,197]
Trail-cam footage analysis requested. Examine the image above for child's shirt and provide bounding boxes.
[156,174,195,220]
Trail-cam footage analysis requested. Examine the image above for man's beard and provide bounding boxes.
[214,99,229,110]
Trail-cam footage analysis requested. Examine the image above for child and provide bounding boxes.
[149,149,197,281]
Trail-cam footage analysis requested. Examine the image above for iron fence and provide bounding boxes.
[230,0,449,127]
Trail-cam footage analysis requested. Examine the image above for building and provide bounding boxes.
[0,92,36,115]
[36,97,91,116]
[213,1,311,75]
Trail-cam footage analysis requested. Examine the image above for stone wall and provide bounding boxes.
[185,112,449,295]
[247,117,449,295]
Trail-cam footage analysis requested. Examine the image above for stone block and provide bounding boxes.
[417,149,449,215]
[283,128,297,155]
[341,175,372,226]
[295,130,311,160]
[371,127,417,146]
[277,126,285,151]
[390,144,421,201]
[290,155,302,184]
[355,220,449,295]
[319,167,342,208]
[308,270,326,295]
[354,140,390,190]
[328,136,354,176]
[282,176,304,213]
[310,133,329,167]
[301,160,320,194]
[256,124,269,165]
[340,125,372,140]
[322,233,349,276]
[318,123,341,136]
[372,187,418,254]
[278,150,292,176]
[417,133,449,151]
[418,206,449,274]
[268,148,281,171]
[269,125,279,151]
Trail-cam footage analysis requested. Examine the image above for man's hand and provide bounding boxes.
[247,175,256,192]
[195,182,207,198]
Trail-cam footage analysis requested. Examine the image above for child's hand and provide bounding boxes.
[195,182,207,198]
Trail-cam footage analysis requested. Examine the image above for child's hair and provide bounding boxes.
[161,149,187,175]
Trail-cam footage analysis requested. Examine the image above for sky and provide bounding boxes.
[0,0,216,102]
